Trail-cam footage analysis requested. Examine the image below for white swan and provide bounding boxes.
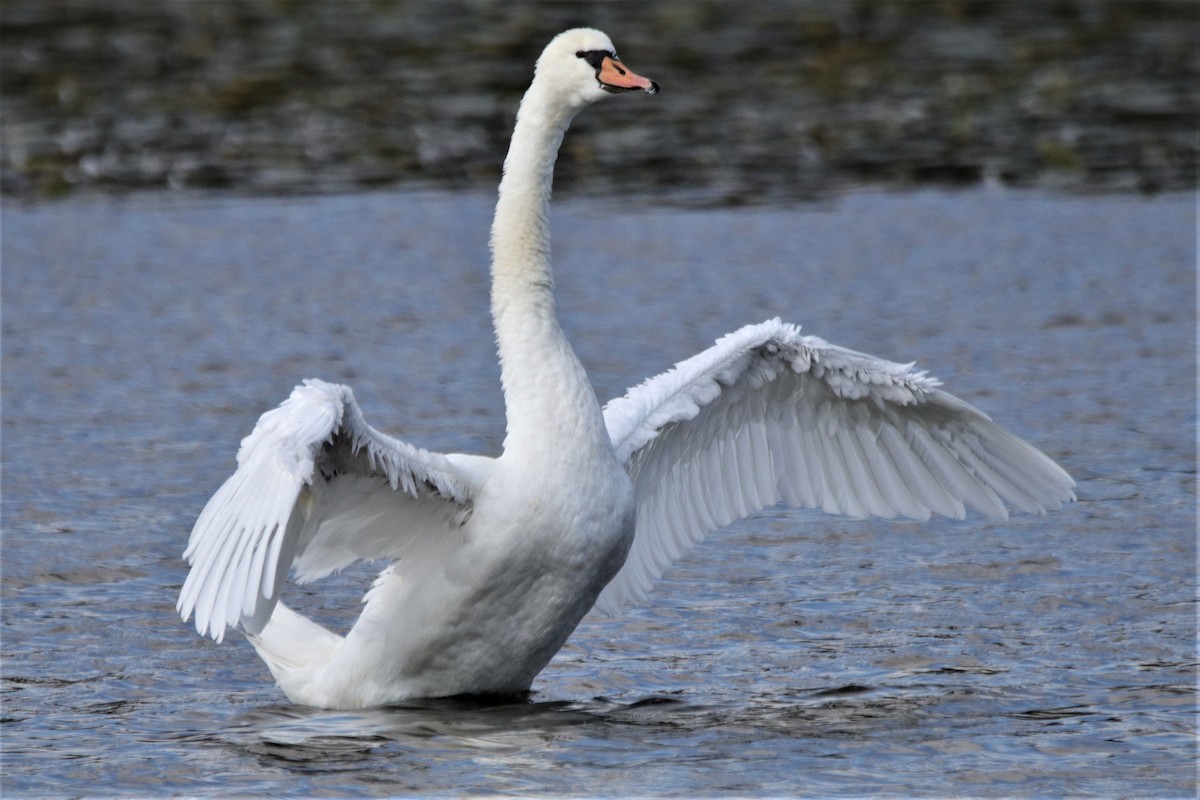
[177,28,1075,710]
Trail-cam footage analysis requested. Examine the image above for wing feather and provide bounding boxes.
[178,379,484,642]
[596,319,1075,614]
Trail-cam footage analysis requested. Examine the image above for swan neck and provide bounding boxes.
[490,92,574,293]
[489,88,604,455]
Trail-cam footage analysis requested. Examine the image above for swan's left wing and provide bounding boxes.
[178,379,484,642]
[595,319,1075,614]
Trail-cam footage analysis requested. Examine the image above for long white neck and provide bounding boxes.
[489,85,606,457]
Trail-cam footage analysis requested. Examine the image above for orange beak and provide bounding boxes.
[598,56,659,94]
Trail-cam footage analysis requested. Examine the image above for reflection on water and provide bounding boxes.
[2,0,1196,200]
[230,698,598,767]
[1,187,1195,796]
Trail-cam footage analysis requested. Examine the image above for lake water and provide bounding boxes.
[1,187,1195,797]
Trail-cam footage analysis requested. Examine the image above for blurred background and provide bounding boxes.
[3,0,1195,203]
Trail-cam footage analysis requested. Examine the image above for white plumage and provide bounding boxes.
[595,319,1073,613]
[178,29,1074,709]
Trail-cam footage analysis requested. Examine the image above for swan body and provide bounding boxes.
[178,29,1074,709]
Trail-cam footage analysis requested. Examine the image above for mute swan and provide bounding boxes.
[178,28,1074,710]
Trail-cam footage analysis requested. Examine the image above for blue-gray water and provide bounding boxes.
[2,187,1195,797]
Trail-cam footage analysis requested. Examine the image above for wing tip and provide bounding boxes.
[178,598,231,643]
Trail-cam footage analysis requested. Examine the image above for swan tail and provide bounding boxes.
[246,603,342,699]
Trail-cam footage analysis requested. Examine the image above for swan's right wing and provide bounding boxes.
[178,379,487,642]
[597,319,1074,614]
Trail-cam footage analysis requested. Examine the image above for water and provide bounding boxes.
[1,187,1195,797]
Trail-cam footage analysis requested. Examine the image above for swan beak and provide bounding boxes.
[599,56,659,95]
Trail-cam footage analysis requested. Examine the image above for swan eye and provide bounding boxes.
[575,49,613,70]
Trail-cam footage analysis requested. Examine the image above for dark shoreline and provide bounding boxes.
[3,0,1196,203]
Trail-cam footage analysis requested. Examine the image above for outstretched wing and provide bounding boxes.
[177,379,487,642]
[596,319,1075,614]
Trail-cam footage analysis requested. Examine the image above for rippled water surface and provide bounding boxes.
[2,188,1195,797]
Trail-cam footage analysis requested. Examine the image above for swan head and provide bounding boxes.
[533,28,658,111]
